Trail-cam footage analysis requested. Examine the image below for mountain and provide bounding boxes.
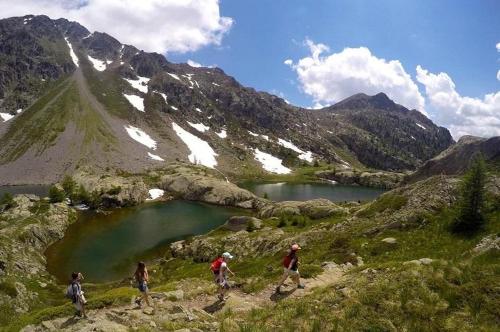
[316,93,454,170]
[406,135,500,183]
[0,15,453,184]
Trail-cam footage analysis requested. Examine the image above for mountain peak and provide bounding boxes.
[328,92,403,113]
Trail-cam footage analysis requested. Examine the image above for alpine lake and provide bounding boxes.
[43,181,386,283]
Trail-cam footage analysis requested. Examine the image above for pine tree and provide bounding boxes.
[48,185,65,203]
[452,155,487,234]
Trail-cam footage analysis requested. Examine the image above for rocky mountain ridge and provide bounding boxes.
[0,15,453,184]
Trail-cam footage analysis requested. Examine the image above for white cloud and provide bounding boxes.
[416,65,500,139]
[283,59,293,66]
[497,70,500,81]
[287,39,425,113]
[496,42,500,52]
[0,0,233,53]
[187,59,202,67]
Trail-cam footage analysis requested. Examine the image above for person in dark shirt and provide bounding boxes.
[276,243,305,294]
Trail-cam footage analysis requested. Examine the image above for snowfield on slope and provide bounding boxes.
[64,37,79,66]
[278,138,314,163]
[148,152,164,161]
[87,55,106,71]
[254,148,291,174]
[124,76,150,93]
[0,113,15,122]
[123,94,145,112]
[187,121,209,133]
[216,129,227,138]
[124,125,157,150]
[147,189,164,200]
[172,122,218,168]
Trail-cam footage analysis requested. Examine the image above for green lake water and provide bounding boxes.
[241,181,386,202]
[46,201,243,283]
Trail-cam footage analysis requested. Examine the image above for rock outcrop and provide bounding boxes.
[317,169,405,189]
[0,195,76,314]
[258,198,346,219]
[158,166,266,209]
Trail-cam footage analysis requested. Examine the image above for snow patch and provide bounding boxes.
[215,129,227,138]
[212,82,220,86]
[123,76,150,93]
[155,91,167,103]
[416,123,426,130]
[195,107,202,113]
[187,121,209,133]
[123,94,145,112]
[253,149,291,174]
[248,130,259,137]
[172,122,218,168]
[148,152,164,161]
[87,55,106,71]
[64,37,79,67]
[16,109,22,114]
[167,73,181,81]
[147,189,164,200]
[277,138,313,162]
[124,125,157,149]
[171,106,178,111]
[106,60,113,65]
[0,113,15,122]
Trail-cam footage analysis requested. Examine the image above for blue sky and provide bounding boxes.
[169,0,499,107]
[0,0,499,138]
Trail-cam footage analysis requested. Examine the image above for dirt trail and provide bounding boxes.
[20,263,345,331]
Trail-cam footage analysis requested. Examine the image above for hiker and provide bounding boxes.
[134,261,152,307]
[67,272,87,318]
[210,252,235,301]
[276,243,305,294]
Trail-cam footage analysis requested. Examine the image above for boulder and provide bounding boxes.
[159,170,266,209]
[259,199,346,219]
[224,216,262,231]
[381,237,397,244]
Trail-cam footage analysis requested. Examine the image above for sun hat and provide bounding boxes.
[222,252,234,259]
[291,243,301,251]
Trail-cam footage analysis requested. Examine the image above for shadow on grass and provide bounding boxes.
[270,288,296,302]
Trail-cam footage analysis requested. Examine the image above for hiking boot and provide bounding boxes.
[218,294,225,301]
[275,286,281,294]
[297,284,305,289]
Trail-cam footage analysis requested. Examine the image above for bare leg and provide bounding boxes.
[143,292,151,307]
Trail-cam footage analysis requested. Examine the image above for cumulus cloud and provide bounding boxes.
[283,59,293,66]
[496,42,500,52]
[0,0,233,53]
[416,65,500,138]
[286,39,425,113]
[187,59,202,67]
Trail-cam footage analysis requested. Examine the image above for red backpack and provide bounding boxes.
[210,257,223,273]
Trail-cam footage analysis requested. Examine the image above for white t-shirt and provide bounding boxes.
[220,262,228,277]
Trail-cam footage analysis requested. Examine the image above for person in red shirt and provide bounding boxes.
[276,243,305,294]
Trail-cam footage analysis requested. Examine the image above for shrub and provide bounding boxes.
[0,281,18,297]
[277,219,287,228]
[246,219,256,232]
[48,185,65,203]
[452,155,487,234]
[0,193,17,210]
[106,186,122,195]
[61,175,76,196]
[263,192,269,199]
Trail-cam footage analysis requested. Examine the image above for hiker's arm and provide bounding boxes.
[288,258,296,270]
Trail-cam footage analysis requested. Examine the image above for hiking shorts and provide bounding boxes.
[283,268,299,276]
[138,281,148,293]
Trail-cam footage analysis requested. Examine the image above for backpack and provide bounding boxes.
[65,282,77,301]
[283,251,297,269]
[210,257,224,273]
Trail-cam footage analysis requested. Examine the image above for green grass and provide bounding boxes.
[357,192,408,218]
